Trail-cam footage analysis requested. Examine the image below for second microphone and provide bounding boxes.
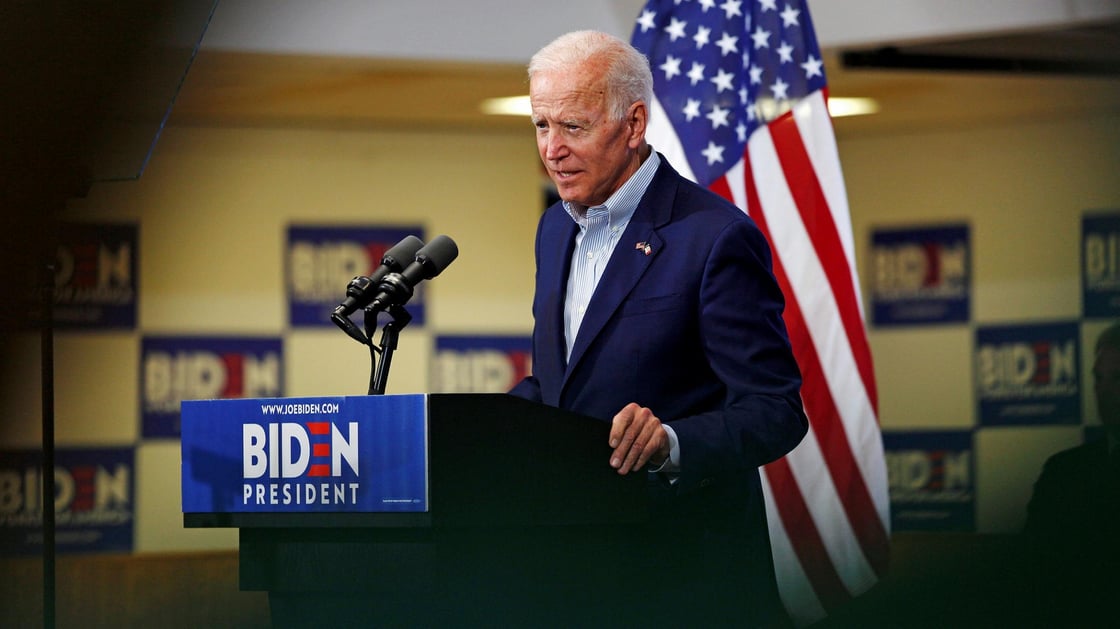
[365,234,459,313]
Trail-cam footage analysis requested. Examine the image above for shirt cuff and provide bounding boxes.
[647,424,681,476]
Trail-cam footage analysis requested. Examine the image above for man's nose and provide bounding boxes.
[543,133,567,161]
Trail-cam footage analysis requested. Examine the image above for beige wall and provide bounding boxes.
[3,124,542,551]
[847,111,1120,531]
[3,105,1119,550]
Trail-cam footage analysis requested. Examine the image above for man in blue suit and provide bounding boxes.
[510,30,808,626]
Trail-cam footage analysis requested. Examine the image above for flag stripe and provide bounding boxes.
[758,473,825,626]
[733,155,856,609]
[772,257,890,578]
[740,146,884,591]
[769,103,879,416]
[786,93,879,417]
[790,91,865,321]
[750,115,891,575]
[762,455,851,611]
[631,2,891,624]
[748,106,891,539]
[785,102,886,519]
[783,428,880,600]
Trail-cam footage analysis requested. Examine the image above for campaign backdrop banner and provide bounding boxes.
[141,336,284,439]
[287,225,426,329]
[53,222,138,329]
[431,335,533,393]
[1082,212,1120,318]
[181,395,427,514]
[1,447,135,556]
[975,322,1080,426]
[870,224,969,326]
[883,431,974,532]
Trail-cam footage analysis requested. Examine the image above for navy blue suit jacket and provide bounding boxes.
[511,157,807,618]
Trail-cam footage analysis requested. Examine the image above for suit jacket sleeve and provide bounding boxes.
[667,216,807,495]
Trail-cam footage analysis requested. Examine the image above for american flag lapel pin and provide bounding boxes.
[635,241,652,256]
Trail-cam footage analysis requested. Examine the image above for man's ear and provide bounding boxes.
[627,101,648,148]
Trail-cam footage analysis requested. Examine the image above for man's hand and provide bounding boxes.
[609,403,670,475]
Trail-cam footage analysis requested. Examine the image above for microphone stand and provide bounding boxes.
[363,304,412,396]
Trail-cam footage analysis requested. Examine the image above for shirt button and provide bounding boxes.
[587,252,594,259]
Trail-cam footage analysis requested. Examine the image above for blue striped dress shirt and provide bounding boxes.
[561,150,680,474]
[563,151,661,359]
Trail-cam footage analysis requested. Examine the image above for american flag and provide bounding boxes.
[631,0,890,624]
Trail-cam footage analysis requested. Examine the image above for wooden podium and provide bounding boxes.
[182,393,647,627]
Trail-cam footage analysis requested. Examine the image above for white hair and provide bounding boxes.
[528,30,653,121]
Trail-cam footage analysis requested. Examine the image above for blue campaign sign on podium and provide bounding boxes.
[181,395,428,515]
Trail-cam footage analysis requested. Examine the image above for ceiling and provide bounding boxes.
[844,18,1120,70]
[165,20,1120,140]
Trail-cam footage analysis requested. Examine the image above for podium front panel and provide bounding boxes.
[182,395,429,521]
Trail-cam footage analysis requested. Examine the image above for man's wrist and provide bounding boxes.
[647,425,680,473]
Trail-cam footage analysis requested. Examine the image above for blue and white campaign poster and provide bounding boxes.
[141,336,284,439]
[181,395,427,514]
[287,225,426,329]
[0,447,135,556]
[431,335,533,393]
[53,222,138,329]
[1082,211,1120,318]
[975,322,1080,426]
[870,224,969,326]
[882,431,974,532]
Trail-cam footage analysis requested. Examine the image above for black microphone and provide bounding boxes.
[332,235,424,319]
[331,235,424,343]
[367,235,459,313]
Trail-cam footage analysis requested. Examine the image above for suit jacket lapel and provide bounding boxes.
[563,160,678,388]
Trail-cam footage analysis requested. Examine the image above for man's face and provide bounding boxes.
[1094,346,1120,431]
[529,64,643,209]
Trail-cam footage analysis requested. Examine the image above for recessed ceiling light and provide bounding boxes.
[480,95,531,116]
[480,94,879,118]
[827,97,880,118]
